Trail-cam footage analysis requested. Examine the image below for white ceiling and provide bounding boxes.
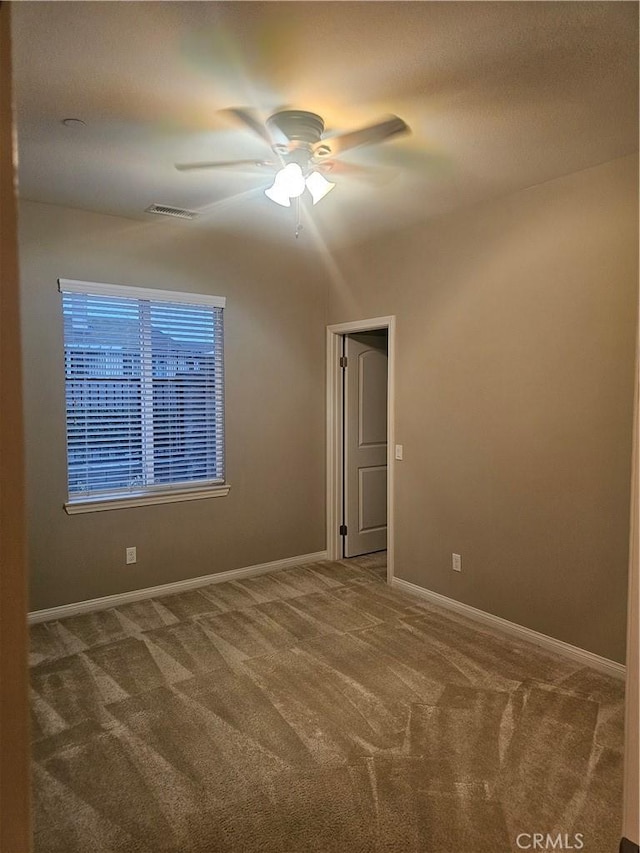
[11,1,639,248]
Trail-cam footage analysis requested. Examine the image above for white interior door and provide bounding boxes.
[343,332,388,557]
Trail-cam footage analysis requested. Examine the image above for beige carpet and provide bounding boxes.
[30,554,625,852]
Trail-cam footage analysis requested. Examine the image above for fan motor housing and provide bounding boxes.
[267,110,325,146]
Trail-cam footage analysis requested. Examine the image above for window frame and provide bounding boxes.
[59,278,229,514]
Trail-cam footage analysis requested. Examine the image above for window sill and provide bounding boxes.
[64,485,231,514]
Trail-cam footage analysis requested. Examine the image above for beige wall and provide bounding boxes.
[19,201,327,611]
[327,155,638,663]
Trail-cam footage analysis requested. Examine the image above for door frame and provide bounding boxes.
[326,316,396,583]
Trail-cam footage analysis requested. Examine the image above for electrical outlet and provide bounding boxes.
[452,553,462,572]
[126,546,137,565]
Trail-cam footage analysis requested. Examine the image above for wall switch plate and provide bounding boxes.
[126,546,137,565]
[395,444,403,461]
[452,553,462,572]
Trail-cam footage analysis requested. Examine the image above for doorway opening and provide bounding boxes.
[326,316,395,584]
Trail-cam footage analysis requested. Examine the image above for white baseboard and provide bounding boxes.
[28,550,328,624]
[392,577,626,680]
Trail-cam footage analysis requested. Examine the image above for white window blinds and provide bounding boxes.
[59,279,225,504]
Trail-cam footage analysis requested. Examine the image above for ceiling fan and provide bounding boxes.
[175,108,410,234]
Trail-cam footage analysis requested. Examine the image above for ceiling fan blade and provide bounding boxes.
[314,160,398,185]
[314,115,409,158]
[316,160,376,176]
[219,107,275,147]
[175,159,275,172]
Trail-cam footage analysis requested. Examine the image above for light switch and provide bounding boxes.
[395,444,403,461]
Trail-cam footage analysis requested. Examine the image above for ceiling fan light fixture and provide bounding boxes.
[305,170,335,205]
[265,162,307,207]
[264,185,291,207]
[279,163,306,197]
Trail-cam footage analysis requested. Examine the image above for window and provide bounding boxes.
[59,279,227,513]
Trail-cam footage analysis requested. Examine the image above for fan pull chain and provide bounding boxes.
[295,195,303,239]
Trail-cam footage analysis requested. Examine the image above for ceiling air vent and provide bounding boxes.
[145,203,199,220]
